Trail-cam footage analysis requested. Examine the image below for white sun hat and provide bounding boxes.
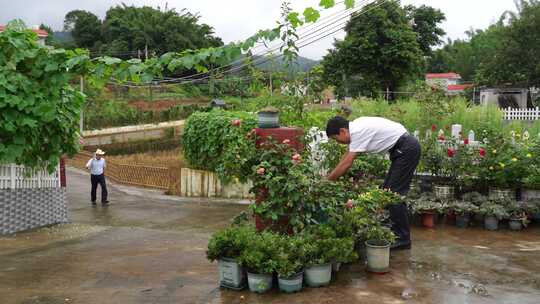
[95,149,106,155]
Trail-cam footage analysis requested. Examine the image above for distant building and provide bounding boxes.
[447,84,474,96]
[0,25,48,46]
[425,73,474,96]
[425,73,462,87]
[480,88,529,108]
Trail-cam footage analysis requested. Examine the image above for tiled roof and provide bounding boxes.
[426,73,462,79]
[0,25,49,37]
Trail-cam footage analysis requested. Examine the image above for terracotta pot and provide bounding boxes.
[422,212,436,228]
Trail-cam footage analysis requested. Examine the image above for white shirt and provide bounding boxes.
[86,158,106,175]
[349,117,407,154]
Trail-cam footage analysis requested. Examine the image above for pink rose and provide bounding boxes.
[232,119,242,126]
[346,199,354,209]
[257,167,265,175]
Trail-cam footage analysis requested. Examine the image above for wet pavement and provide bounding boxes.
[1,169,540,304]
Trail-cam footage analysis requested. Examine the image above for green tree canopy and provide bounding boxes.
[427,0,540,86]
[64,10,103,49]
[322,0,436,98]
[64,5,223,57]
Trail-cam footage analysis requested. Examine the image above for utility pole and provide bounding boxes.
[144,44,148,61]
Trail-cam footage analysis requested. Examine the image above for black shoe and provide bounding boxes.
[91,201,97,206]
[101,201,110,206]
[391,240,411,251]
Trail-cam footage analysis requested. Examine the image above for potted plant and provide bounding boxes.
[507,201,536,231]
[239,230,280,293]
[479,202,509,231]
[451,201,479,228]
[206,225,256,290]
[302,225,339,287]
[522,166,540,202]
[411,194,447,228]
[257,106,280,128]
[364,223,396,274]
[461,192,488,223]
[275,235,305,293]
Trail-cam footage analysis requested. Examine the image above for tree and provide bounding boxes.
[99,5,223,57]
[64,10,103,49]
[476,0,540,86]
[321,0,426,98]
[427,0,540,86]
[405,5,446,56]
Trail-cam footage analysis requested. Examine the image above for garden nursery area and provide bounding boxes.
[2,0,540,303]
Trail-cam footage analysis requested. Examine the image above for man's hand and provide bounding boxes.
[327,152,357,181]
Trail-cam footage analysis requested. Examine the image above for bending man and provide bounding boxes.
[326,116,420,250]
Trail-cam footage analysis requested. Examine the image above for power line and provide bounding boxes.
[110,0,386,88]
[117,0,367,86]
[149,0,372,85]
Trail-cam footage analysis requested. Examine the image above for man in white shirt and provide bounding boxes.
[326,116,421,250]
[85,149,109,206]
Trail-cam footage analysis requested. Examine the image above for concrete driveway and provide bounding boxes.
[1,168,540,304]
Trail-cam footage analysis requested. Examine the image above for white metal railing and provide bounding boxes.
[0,164,61,189]
[503,107,540,121]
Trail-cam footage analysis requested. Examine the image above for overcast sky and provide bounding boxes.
[0,0,517,59]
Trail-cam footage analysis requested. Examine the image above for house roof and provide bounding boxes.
[447,84,474,91]
[0,25,49,37]
[426,73,462,80]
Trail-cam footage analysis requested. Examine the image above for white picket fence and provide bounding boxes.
[503,107,540,121]
[0,164,61,189]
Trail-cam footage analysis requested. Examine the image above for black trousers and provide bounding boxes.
[383,134,421,242]
[91,174,108,203]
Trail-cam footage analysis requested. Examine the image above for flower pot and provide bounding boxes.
[520,188,540,202]
[434,185,454,200]
[365,240,390,274]
[509,219,523,231]
[247,272,273,293]
[489,188,514,201]
[278,272,303,293]
[304,263,332,287]
[473,212,484,223]
[332,262,342,272]
[484,216,499,231]
[456,214,470,229]
[422,212,436,228]
[257,110,279,128]
[248,271,274,293]
[218,258,245,289]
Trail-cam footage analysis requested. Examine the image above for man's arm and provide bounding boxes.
[327,152,358,181]
[85,159,92,169]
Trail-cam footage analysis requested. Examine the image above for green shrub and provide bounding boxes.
[182,110,258,183]
[206,225,257,262]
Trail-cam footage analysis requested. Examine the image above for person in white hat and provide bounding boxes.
[85,149,109,206]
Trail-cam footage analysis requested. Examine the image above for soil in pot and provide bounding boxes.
[247,272,273,293]
[365,240,390,274]
[509,219,523,231]
[218,258,245,289]
[278,272,303,293]
[484,216,499,231]
[304,264,332,287]
[456,214,470,228]
[422,212,436,228]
